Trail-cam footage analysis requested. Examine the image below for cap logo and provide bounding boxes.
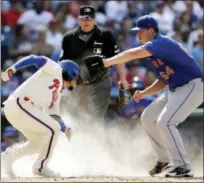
[94,48,102,54]
[84,8,91,12]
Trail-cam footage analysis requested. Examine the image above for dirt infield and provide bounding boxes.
[1,118,203,183]
[1,176,203,182]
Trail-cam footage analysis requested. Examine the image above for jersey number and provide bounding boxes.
[159,66,174,80]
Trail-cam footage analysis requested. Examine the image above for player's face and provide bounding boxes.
[63,80,77,90]
[137,29,150,44]
[78,17,96,32]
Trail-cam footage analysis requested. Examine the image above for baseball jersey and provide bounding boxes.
[142,34,204,90]
[9,57,63,115]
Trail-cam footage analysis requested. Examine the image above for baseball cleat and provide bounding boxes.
[165,166,194,177]
[149,161,170,176]
[1,152,15,178]
[33,168,61,178]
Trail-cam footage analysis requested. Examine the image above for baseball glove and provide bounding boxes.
[83,55,105,76]
[82,55,107,84]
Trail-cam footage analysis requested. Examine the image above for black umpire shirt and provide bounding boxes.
[59,25,120,82]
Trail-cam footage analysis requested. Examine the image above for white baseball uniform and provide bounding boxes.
[3,58,63,174]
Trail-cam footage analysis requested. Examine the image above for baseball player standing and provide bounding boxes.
[1,55,80,177]
[103,15,204,177]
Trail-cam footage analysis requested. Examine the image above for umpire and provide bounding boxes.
[59,5,127,120]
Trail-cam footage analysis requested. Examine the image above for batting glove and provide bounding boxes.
[65,127,72,140]
[1,66,16,82]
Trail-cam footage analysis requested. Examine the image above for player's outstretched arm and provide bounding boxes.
[103,46,152,67]
[1,55,47,81]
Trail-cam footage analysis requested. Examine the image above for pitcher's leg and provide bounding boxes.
[140,92,169,162]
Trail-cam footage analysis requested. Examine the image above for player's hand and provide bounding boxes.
[1,67,16,82]
[64,127,72,140]
[103,59,111,68]
[133,90,145,103]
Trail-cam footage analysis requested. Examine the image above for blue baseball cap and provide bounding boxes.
[131,15,159,31]
[3,126,18,137]
[60,60,80,81]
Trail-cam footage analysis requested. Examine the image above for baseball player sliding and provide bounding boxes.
[102,15,204,177]
[1,55,80,178]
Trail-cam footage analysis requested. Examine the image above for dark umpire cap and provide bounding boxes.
[79,5,95,19]
[131,15,158,31]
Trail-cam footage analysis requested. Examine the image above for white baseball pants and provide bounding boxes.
[3,96,61,174]
[140,78,203,169]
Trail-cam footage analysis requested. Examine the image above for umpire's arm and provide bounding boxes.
[105,31,128,88]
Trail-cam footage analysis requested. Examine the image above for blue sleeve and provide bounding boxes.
[13,55,47,71]
[59,122,67,132]
[143,40,169,59]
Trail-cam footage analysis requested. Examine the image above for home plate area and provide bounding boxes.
[1,175,203,182]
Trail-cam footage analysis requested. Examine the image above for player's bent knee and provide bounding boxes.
[42,131,56,145]
[41,125,59,139]
[140,109,152,125]
[42,121,61,136]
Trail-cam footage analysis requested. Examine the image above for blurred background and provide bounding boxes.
[1,0,203,151]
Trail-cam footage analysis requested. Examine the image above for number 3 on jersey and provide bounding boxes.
[159,66,174,80]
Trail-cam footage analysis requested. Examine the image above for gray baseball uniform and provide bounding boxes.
[141,78,203,169]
